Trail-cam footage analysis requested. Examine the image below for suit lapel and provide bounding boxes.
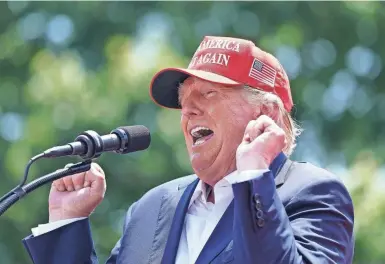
[272,152,291,187]
[161,178,199,264]
[147,189,185,264]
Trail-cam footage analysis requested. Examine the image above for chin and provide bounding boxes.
[191,158,230,186]
[190,153,211,173]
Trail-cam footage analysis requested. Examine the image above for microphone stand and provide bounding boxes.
[0,160,92,216]
[0,125,150,217]
[0,129,103,217]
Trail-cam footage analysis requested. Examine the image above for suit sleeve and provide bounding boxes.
[22,202,137,264]
[232,171,354,264]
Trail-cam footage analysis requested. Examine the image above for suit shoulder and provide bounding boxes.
[289,161,344,185]
[157,174,198,191]
[285,161,353,207]
[140,174,197,199]
[284,160,351,198]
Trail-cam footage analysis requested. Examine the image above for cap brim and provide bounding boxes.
[150,68,241,109]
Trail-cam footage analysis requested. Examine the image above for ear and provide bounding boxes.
[255,102,280,122]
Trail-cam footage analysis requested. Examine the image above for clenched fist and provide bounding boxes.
[48,162,106,222]
[236,115,286,172]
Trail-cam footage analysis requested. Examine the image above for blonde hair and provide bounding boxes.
[243,85,303,156]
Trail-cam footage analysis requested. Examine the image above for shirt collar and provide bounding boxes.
[187,152,287,208]
[188,170,238,208]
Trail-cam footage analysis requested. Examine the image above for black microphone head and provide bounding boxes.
[114,125,151,154]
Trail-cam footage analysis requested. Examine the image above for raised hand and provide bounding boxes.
[236,115,286,172]
[48,162,107,222]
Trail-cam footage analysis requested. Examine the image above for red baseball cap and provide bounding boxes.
[149,36,293,112]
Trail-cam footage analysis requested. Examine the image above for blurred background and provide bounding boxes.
[0,1,384,263]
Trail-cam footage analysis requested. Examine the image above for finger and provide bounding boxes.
[249,115,275,141]
[92,162,104,175]
[258,115,285,140]
[248,120,286,151]
[62,175,75,191]
[243,116,269,143]
[52,163,75,191]
[52,178,65,192]
[86,163,106,193]
[72,172,87,190]
[243,120,257,143]
[84,163,104,181]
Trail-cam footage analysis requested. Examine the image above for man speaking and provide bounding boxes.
[22,36,355,264]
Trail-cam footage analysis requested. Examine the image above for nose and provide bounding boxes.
[181,98,203,117]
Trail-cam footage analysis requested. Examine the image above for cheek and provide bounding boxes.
[217,106,254,142]
[222,105,253,126]
[180,118,191,147]
[180,115,188,132]
[207,105,216,115]
[210,95,254,123]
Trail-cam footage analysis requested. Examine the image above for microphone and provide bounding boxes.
[43,125,151,159]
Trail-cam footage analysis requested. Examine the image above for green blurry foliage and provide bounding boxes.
[0,1,384,263]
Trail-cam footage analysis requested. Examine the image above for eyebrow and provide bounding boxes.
[177,82,223,105]
[177,83,201,105]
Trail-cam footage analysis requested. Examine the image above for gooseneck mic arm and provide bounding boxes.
[0,153,45,205]
[0,161,92,216]
[0,125,151,217]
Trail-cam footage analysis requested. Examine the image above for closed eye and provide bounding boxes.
[204,91,217,98]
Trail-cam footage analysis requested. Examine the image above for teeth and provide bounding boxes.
[190,126,211,137]
[194,138,206,145]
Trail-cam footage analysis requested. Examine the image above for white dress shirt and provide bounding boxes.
[32,170,267,263]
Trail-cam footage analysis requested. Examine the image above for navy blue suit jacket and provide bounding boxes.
[22,153,355,263]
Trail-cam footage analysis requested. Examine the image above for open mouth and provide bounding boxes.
[190,126,214,146]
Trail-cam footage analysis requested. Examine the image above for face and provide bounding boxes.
[179,77,259,186]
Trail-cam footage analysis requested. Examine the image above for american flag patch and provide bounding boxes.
[248,58,277,87]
